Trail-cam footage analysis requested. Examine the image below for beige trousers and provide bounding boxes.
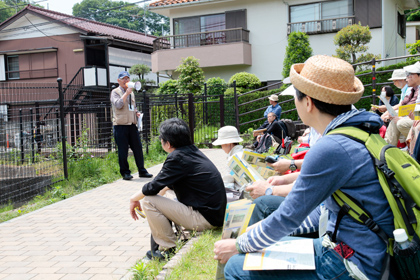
[384,117,414,146]
[141,195,214,250]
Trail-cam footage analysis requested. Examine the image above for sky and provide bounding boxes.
[41,0,152,16]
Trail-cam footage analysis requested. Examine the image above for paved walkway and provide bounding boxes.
[0,149,227,280]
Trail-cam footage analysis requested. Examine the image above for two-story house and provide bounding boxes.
[150,0,420,84]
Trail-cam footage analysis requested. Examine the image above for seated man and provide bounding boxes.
[253,113,286,151]
[264,94,282,119]
[214,55,394,280]
[129,118,227,260]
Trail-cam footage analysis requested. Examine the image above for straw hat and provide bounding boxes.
[212,126,243,146]
[388,69,406,81]
[289,55,364,105]
[268,94,279,102]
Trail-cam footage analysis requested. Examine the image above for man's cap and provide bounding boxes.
[268,94,279,102]
[118,71,130,79]
[404,62,420,75]
[212,126,243,146]
[289,55,364,105]
[388,69,406,81]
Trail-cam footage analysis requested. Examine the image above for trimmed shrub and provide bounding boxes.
[176,56,205,95]
[282,32,313,78]
[205,77,227,96]
[228,72,261,89]
[157,79,178,95]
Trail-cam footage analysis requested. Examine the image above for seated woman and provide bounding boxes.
[371,86,400,118]
[253,112,286,151]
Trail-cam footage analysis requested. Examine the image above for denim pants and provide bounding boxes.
[224,238,353,280]
[249,196,285,226]
[113,124,147,176]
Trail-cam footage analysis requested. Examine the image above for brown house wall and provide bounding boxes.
[0,33,85,84]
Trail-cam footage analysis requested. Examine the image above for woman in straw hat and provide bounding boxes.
[214,55,394,280]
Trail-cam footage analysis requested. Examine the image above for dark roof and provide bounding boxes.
[150,0,200,8]
[0,5,155,46]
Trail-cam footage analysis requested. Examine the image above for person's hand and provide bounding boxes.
[267,176,285,186]
[214,239,239,264]
[378,105,387,113]
[267,159,291,173]
[389,115,400,123]
[409,111,415,120]
[256,135,262,142]
[130,200,141,220]
[371,106,378,111]
[246,180,270,199]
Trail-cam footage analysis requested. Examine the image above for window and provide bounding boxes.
[174,14,226,35]
[7,55,19,80]
[398,12,406,38]
[289,0,353,33]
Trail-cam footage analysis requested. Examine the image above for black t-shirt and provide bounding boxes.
[142,145,227,226]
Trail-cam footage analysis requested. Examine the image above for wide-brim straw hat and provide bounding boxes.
[388,69,406,81]
[212,126,243,146]
[289,55,364,105]
[268,94,279,102]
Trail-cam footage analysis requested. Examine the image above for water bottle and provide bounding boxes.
[394,229,410,250]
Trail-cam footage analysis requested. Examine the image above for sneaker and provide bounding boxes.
[146,247,176,261]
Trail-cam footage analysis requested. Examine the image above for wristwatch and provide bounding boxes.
[265,186,274,196]
[289,159,297,171]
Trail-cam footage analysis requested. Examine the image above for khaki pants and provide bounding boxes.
[384,117,414,146]
[141,195,214,250]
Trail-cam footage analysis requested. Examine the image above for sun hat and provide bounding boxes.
[404,62,420,75]
[388,69,406,81]
[118,71,130,79]
[281,85,296,97]
[212,126,243,146]
[289,55,364,105]
[268,94,279,102]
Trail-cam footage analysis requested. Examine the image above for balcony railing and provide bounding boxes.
[153,28,250,51]
[287,16,355,35]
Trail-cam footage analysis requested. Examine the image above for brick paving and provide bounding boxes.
[0,149,227,280]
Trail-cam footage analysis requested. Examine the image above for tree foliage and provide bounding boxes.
[282,32,313,78]
[176,56,205,95]
[129,64,155,86]
[157,79,178,95]
[205,77,227,96]
[0,0,43,23]
[72,0,169,36]
[334,23,380,68]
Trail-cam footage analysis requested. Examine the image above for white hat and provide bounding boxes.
[290,55,363,105]
[281,85,296,97]
[388,69,406,81]
[212,126,243,146]
[404,62,420,75]
[268,94,279,102]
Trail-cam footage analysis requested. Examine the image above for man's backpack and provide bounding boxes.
[280,119,297,140]
[327,126,420,280]
[275,136,293,155]
[254,134,272,154]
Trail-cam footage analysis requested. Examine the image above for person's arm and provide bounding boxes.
[267,159,303,173]
[110,87,133,109]
[245,173,299,199]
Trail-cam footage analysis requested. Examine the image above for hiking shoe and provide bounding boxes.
[146,248,176,261]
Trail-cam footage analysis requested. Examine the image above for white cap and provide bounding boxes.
[404,62,420,75]
[393,228,409,243]
[212,126,243,146]
[388,69,406,81]
[281,85,296,97]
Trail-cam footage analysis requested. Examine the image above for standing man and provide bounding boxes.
[263,94,282,119]
[111,71,152,180]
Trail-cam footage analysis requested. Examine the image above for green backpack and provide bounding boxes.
[327,126,420,280]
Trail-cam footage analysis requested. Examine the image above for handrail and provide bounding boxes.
[288,16,355,25]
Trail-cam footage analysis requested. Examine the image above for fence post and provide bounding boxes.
[175,92,178,118]
[55,109,60,143]
[188,93,195,144]
[142,90,149,154]
[233,80,240,130]
[30,108,35,163]
[203,83,208,124]
[58,78,68,180]
[19,109,24,164]
[219,94,225,127]
[371,58,377,105]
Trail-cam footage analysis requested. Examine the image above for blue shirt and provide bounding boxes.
[237,111,393,279]
[263,103,282,119]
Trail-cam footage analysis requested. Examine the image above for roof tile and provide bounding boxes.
[150,0,200,8]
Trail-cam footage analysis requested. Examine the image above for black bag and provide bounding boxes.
[275,136,293,155]
[255,133,272,154]
[280,119,297,140]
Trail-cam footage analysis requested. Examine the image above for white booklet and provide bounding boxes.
[243,238,315,270]
[378,95,397,117]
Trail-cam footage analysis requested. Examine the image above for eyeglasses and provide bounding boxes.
[406,73,419,78]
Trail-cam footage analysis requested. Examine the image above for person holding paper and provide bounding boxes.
[383,63,420,146]
[214,55,394,279]
[110,71,152,180]
[130,118,226,261]
[371,86,399,117]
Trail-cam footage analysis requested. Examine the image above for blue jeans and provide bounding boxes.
[249,196,285,225]
[224,238,353,280]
